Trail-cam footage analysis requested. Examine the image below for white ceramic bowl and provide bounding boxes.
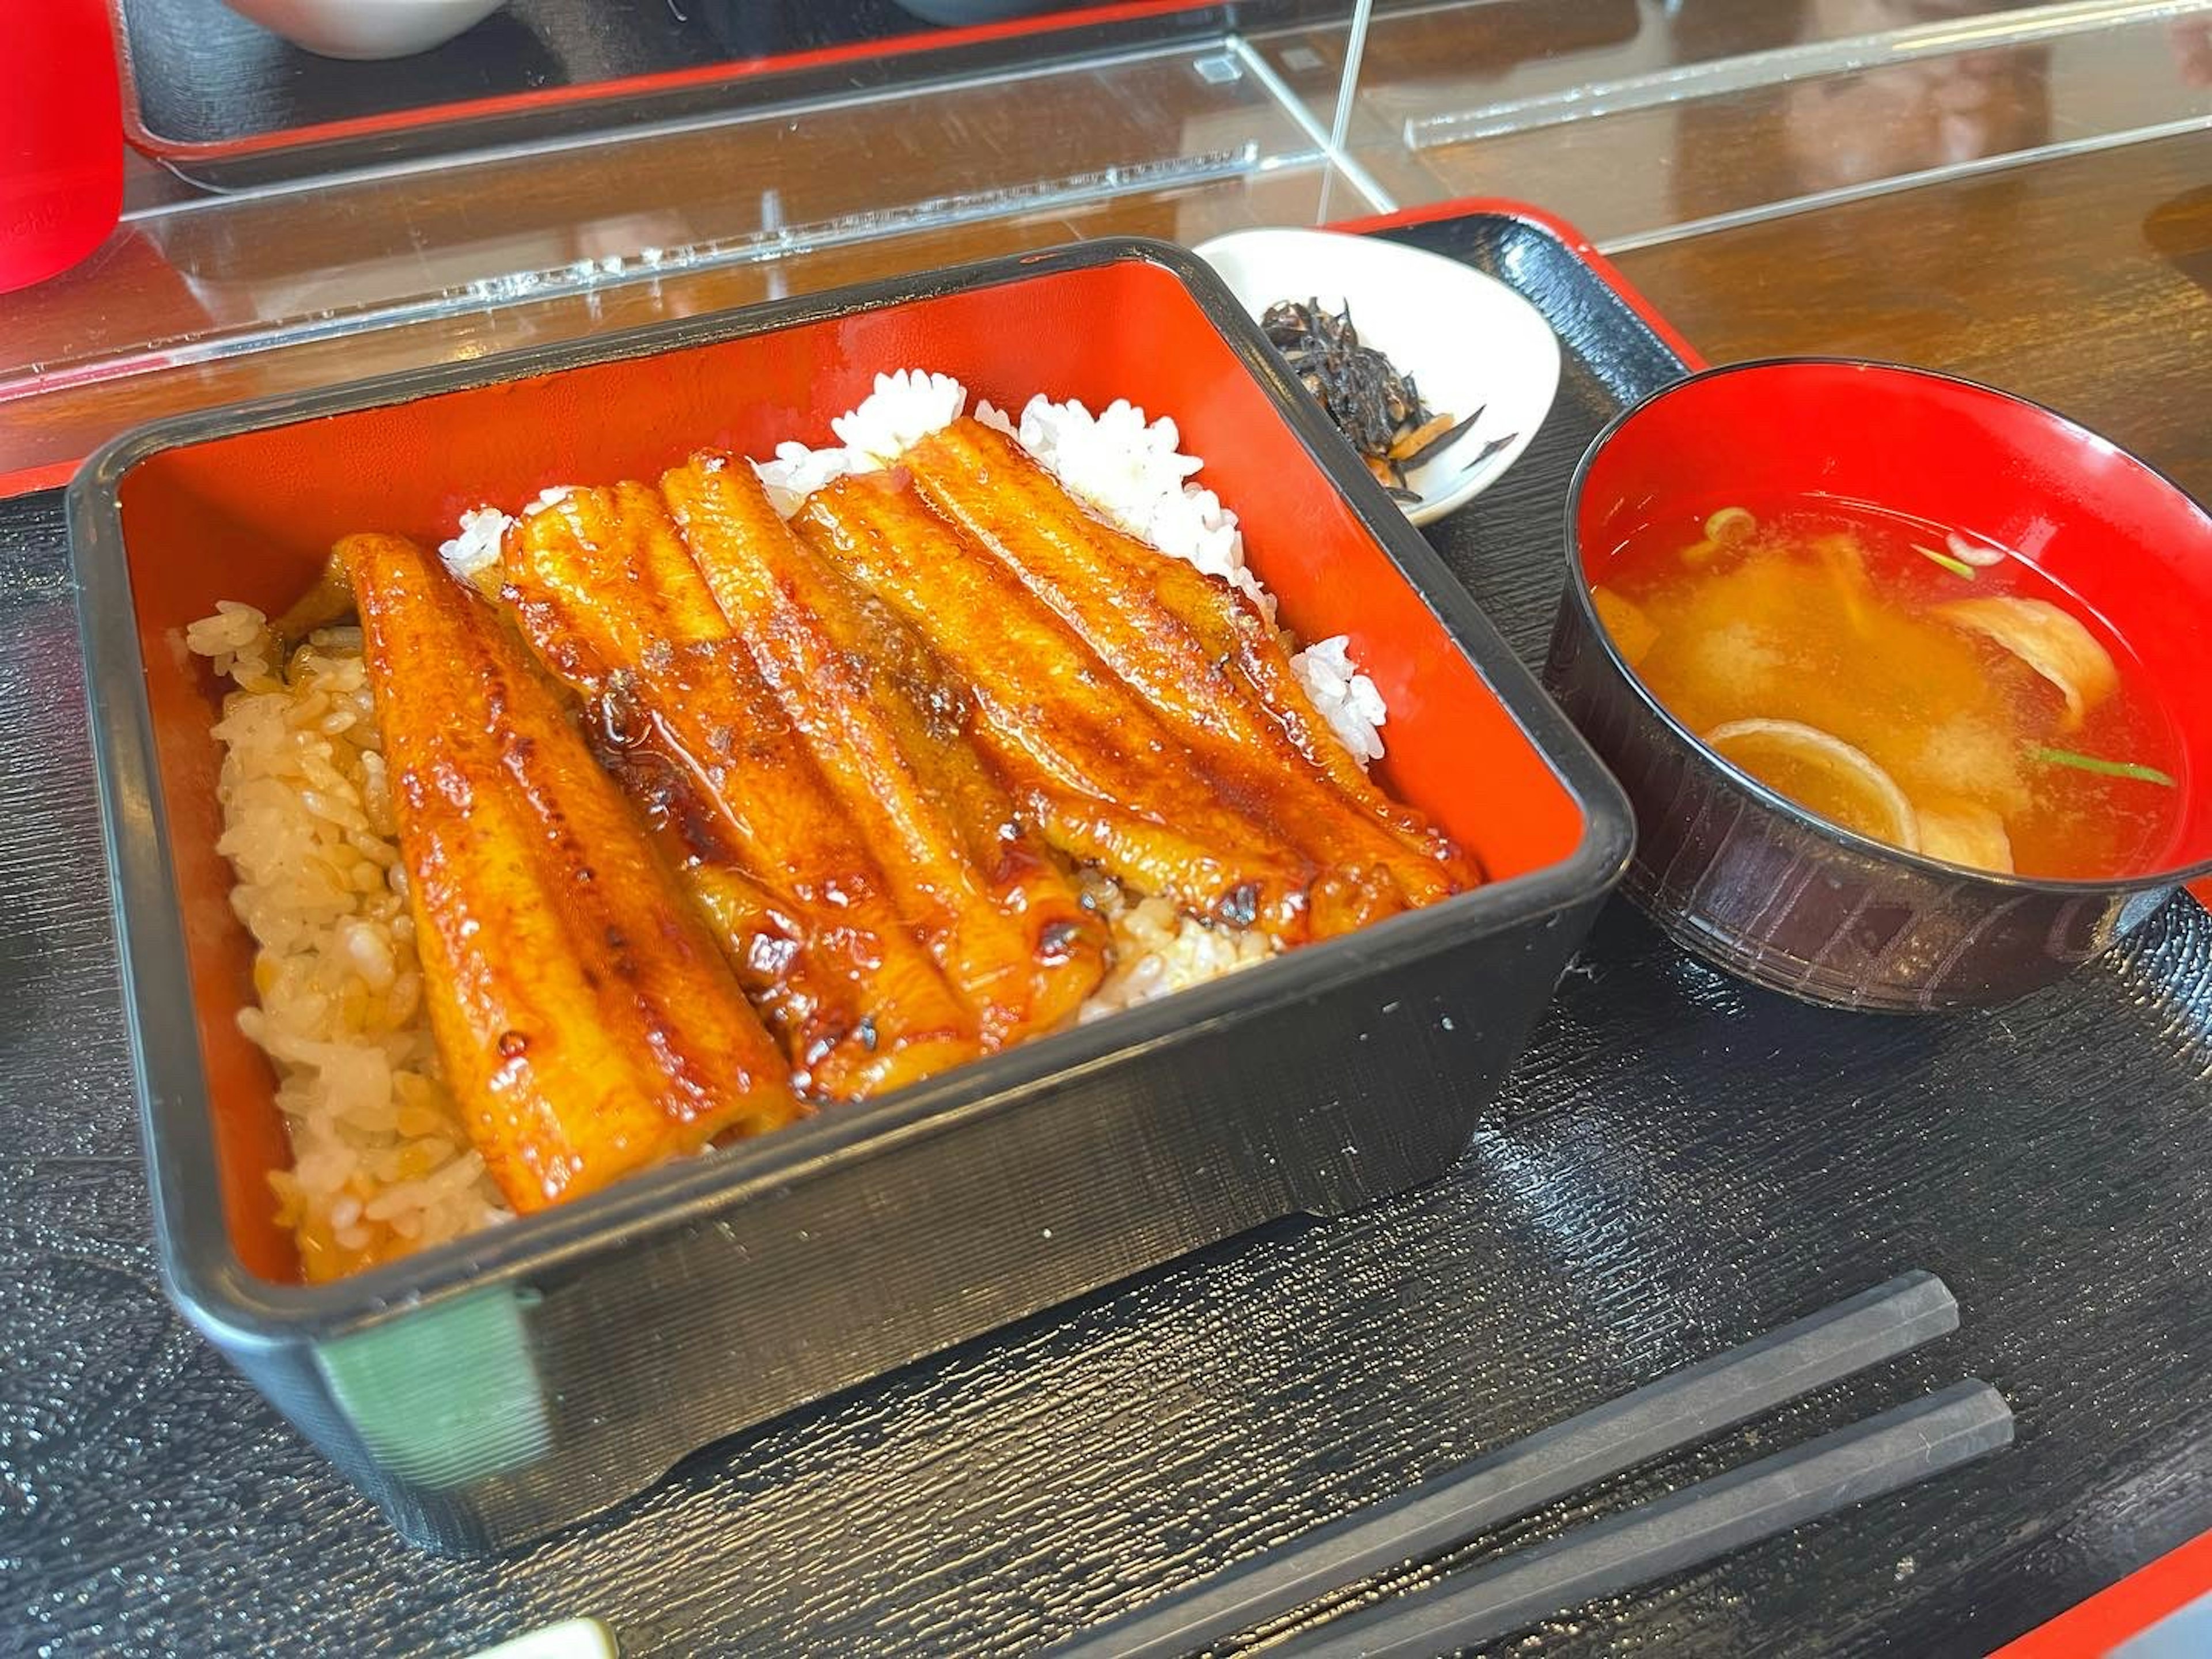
[218,0,508,59]
[1193,228,1561,527]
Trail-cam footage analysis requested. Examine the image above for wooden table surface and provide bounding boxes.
[1612,126,2212,501]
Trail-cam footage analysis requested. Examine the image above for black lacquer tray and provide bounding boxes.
[5,205,2209,1653]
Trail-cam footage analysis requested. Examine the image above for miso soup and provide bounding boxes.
[1590,498,2186,880]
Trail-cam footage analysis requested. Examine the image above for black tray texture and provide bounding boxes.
[5,208,2210,1653]
[119,0,1246,185]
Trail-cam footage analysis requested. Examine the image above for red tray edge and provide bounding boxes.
[1993,1528,2212,1657]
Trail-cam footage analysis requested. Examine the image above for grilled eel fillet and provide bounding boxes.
[906,419,1474,914]
[341,531,802,1213]
[799,440,1478,941]
[502,482,987,1099]
[798,472,1317,936]
[661,454,1107,1047]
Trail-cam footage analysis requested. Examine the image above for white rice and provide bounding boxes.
[831,366,969,464]
[1077,873,1275,1021]
[748,370,972,516]
[438,505,512,583]
[204,369,1389,1272]
[1291,635,1391,766]
[753,442,860,519]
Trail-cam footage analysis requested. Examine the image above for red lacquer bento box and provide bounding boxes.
[70,237,1633,1552]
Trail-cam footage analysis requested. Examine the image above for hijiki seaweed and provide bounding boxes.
[1261,298,1511,502]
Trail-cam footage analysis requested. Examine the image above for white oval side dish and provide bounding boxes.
[1192,227,1562,526]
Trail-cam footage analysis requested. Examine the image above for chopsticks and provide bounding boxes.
[1277,1380,2012,1657]
[1047,1271,1984,1658]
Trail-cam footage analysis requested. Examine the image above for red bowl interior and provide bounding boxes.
[113,255,1588,1283]
[1573,358,2212,878]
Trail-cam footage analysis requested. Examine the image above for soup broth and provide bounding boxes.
[1592,498,2185,881]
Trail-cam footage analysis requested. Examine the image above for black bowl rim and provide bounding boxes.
[70,232,1637,1343]
[1561,353,2212,896]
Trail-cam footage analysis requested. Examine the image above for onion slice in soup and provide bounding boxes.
[1936,596,2118,731]
[1945,529,2010,569]
[1705,718,1921,851]
[1916,800,2016,875]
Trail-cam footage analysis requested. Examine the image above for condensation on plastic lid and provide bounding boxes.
[465,1618,619,1659]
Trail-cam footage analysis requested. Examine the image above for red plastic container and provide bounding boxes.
[2,0,123,294]
[71,238,1632,1550]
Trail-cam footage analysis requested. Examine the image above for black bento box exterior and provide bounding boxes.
[70,237,1634,1552]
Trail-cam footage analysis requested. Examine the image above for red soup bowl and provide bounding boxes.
[1544,358,2212,1012]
